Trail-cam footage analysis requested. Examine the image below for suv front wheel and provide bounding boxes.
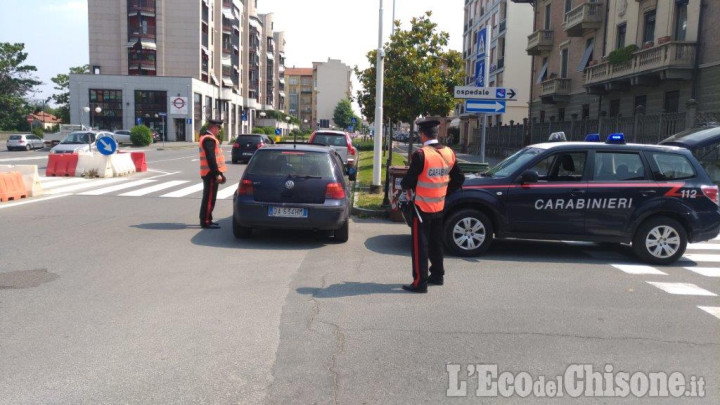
[632,217,687,265]
[444,209,493,256]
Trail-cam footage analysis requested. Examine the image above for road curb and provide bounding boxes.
[350,156,388,218]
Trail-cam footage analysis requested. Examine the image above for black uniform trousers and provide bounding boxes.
[411,209,445,288]
[199,174,219,226]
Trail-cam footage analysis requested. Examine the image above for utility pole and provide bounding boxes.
[381,0,396,206]
[371,0,385,193]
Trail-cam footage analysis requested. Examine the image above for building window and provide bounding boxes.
[643,10,656,45]
[88,89,123,130]
[634,95,647,115]
[194,93,202,131]
[578,38,594,72]
[582,104,590,120]
[609,100,620,117]
[536,57,549,84]
[205,96,212,120]
[128,48,156,76]
[558,108,566,122]
[135,90,167,136]
[544,3,551,30]
[93,66,101,75]
[565,0,572,14]
[560,48,569,78]
[665,91,680,113]
[616,24,626,49]
[675,3,687,41]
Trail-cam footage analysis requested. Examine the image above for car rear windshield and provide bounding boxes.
[247,150,334,178]
[236,135,263,144]
[650,152,696,180]
[311,133,347,147]
[9,135,22,140]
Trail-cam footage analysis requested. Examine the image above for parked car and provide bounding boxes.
[442,133,720,264]
[113,130,132,144]
[232,144,351,242]
[307,130,357,180]
[6,134,45,151]
[659,124,720,185]
[231,134,274,164]
[49,131,115,154]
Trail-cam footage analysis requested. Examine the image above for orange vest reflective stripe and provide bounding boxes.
[199,135,227,176]
[415,145,455,213]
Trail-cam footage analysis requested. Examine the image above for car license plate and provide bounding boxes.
[242,152,253,156]
[268,207,307,218]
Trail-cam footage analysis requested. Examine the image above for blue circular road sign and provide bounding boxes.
[96,135,118,156]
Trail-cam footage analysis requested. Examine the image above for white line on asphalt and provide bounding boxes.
[714,235,720,241]
[680,254,720,263]
[41,178,89,189]
[217,184,238,199]
[160,182,204,198]
[0,156,47,162]
[697,306,720,320]
[611,264,668,275]
[45,178,129,195]
[0,194,68,209]
[38,176,76,183]
[79,179,157,195]
[119,180,189,196]
[683,267,720,277]
[686,243,720,251]
[646,282,717,296]
[147,155,195,164]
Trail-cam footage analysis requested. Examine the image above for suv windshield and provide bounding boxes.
[62,132,94,144]
[311,133,347,147]
[247,150,333,178]
[485,147,545,178]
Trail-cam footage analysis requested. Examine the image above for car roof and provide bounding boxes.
[531,141,688,153]
[259,144,334,153]
[313,130,347,136]
[658,125,720,149]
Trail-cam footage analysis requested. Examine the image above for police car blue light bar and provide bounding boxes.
[585,133,600,142]
[606,133,626,144]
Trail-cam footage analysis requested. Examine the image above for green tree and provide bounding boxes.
[50,65,90,123]
[355,12,463,144]
[333,99,357,129]
[0,43,41,130]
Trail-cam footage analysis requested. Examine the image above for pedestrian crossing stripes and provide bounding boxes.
[79,179,157,195]
[683,267,720,277]
[697,306,720,320]
[646,282,717,296]
[217,184,238,199]
[611,264,668,275]
[120,180,189,197]
[38,177,239,200]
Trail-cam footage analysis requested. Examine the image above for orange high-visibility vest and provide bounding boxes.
[414,145,456,213]
[199,135,227,176]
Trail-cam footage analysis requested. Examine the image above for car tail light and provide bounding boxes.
[232,143,239,149]
[18,140,25,144]
[238,179,253,196]
[702,185,718,204]
[325,182,345,199]
[347,144,355,156]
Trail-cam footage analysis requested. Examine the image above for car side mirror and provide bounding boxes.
[520,170,539,184]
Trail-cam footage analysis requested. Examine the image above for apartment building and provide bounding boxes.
[285,67,314,130]
[516,0,718,125]
[71,0,286,141]
[312,59,353,129]
[460,0,534,139]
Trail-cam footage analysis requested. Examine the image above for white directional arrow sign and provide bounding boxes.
[465,100,506,113]
[99,139,111,152]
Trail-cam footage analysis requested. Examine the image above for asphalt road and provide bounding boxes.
[0,144,719,404]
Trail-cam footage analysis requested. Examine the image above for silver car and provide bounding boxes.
[6,134,45,151]
[50,131,115,154]
[113,130,132,144]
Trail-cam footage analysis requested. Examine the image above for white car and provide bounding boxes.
[113,130,132,144]
[50,131,116,154]
[6,134,45,151]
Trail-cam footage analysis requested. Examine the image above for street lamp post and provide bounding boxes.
[372,0,385,193]
[285,116,292,142]
[94,106,102,130]
[83,106,90,128]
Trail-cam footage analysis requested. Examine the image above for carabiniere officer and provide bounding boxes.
[198,118,227,229]
[400,118,465,293]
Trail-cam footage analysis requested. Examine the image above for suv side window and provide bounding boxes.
[528,152,586,181]
[650,152,695,180]
[593,152,646,181]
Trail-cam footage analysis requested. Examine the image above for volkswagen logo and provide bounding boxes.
[285,180,295,189]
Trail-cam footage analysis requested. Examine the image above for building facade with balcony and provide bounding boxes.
[73,0,287,141]
[460,0,534,145]
[517,0,717,126]
[284,67,314,130]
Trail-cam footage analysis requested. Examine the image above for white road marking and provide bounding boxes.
[147,155,195,164]
[681,254,720,263]
[611,264,668,275]
[697,306,720,320]
[686,243,720,251]
[646,282,717,296]
[119,180,189,197]
[160,182,204,198]
[0,156,47,162]
[41,178,89,189]
[684,267,720,277]
[45,178,129,195]
[0,194,68,209]
[79,179,157,195]
[714,235,720,241]
[217,184,238,199]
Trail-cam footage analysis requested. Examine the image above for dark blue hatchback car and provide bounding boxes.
[232,144,351,242]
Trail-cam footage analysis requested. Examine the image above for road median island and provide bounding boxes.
[351,148,406,219]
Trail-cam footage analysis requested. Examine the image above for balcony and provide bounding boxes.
[584,42,697,91]
[526,30,553,56]
[128,27,156,42]
[128,0,156,15]
[540,78,571,104]
[563,2,604,37]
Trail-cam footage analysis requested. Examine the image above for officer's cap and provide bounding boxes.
[416,118,440,131]
[207,118,224,126]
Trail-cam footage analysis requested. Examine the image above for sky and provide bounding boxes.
[0,0,464,113]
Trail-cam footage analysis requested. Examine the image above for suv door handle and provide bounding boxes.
[571,189,586,196]
[640,190,657,197]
